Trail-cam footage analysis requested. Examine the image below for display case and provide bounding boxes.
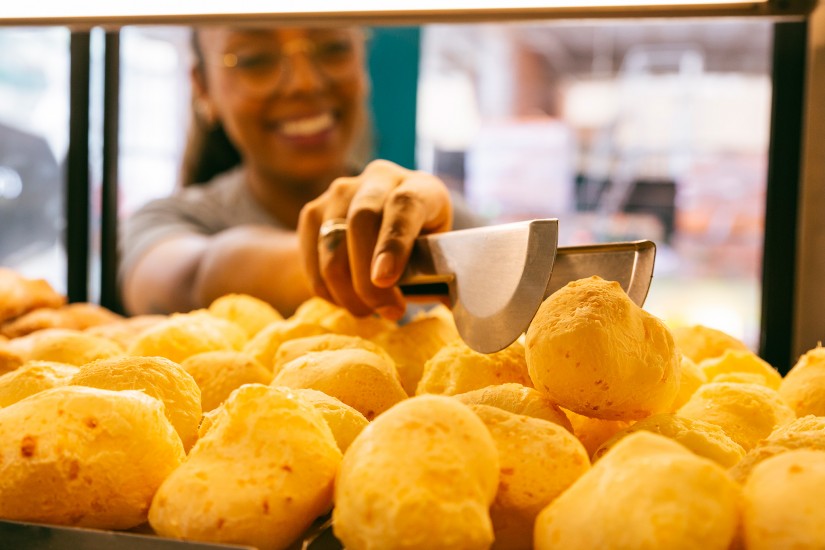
[0,0,822,374]
[1,2,825,549]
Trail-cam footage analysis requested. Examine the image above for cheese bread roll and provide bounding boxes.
[372,314,460,395]
[730,415,825,484]
[273,333,393,375]
[417,340,531,397]
[208,293,283,339]
[470,404,589,550]
[526,276,680,420]
[780,345,825,418]
[128,311,247,363]
[70,355,201,452]
[678,381,795,451]
[149,384,341,550]
[593,413,745,468]
[534,431,740,550]
[742,449,825,549]
[670,324,749,363]
[0,386,184,529]
[453,383,572,432]
[272,348,406,420]
[242,318,327,371]
[333,395,499,550]
[181,350,272,412]
[699,349,782,390]
[0,361,78,408]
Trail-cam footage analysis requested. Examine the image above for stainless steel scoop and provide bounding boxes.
[399,219,656,354]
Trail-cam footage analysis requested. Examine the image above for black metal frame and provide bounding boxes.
[760,21,808,373]
[100,31,122,313]
[66,19,810,370]
[66,31,91,304]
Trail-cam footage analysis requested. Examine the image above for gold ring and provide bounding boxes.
[319,218,348,251]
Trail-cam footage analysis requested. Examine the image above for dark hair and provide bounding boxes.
[180,29,242,187]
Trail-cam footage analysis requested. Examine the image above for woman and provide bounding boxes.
[120,26,478,320]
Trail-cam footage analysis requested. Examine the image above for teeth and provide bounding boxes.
[280,112,335,137]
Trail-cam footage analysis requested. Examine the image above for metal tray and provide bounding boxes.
[0,517,342,550]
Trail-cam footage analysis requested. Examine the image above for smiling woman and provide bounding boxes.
[118,26,479,319]
[185,27,369,224]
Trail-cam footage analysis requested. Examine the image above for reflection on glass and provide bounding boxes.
[0,28,69,293]
[111,21,771,348]
[417,21,771,348]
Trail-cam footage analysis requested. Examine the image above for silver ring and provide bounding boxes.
[319,218,348,251]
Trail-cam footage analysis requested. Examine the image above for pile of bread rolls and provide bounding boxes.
[1,268,825,550]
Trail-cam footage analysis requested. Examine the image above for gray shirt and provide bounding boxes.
[119,167,485,285]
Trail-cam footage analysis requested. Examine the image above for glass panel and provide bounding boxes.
[112,21,771,349]
[417,20,772,349]
[118,26,191,216]
[0,28,69,294]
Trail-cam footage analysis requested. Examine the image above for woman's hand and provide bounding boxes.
[298,160,453,320]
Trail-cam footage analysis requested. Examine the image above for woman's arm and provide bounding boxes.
[122,225,311,317]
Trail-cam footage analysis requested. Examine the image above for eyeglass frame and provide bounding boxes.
[199,28,367,98]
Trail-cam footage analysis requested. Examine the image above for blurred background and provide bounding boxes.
[0,20,772,349]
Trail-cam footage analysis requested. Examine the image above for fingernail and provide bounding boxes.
[377,305,405,321]
[371,252,396,285]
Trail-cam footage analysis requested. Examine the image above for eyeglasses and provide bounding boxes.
[212,32,362,97]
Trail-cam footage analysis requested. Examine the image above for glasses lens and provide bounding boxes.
[219,32,361,97]
[226,51,282,95]
[312,36,358,80]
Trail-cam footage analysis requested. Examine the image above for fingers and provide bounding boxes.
[371,172,453,288]
[298,178,370,315]
[346,163,407,318]
[297,160,453,320]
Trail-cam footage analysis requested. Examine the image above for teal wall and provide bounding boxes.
[367,27,421,170]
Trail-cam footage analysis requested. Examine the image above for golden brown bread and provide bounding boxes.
[526,276,680,420]
[242,318,328,371]
[417,339,531,397]
[469,404,589,550]
[0,267,65,325]
[0,386,184,529]
[592,412,745,468]
[534,432,741,550]
[273,333,394,375]
[208,293,283,339]
[1,303,123,339]
[149,384,341,550]
[677,382,795,451]
[779,345,825,417]
[70,355,201,452]
[371,314,460,395]
[290,296,395,338]
[699,349,782,390]
[741,450,825,549]
[453,383,572,432]
[730,415,825,484]
[670,324,750,363]
[0,361,79,408]
[181,350,272,412]
[333,394,499,549]
[128,311,248,363]
[0,340,24,376]
[272,348,406,420]
[6,328,124,366]
[288,387,369,452]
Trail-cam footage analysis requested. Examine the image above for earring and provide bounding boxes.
[195,99,216,126]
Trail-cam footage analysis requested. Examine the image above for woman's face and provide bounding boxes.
[195,27,368,186]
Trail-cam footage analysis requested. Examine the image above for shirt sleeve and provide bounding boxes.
[117,195,224,288]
